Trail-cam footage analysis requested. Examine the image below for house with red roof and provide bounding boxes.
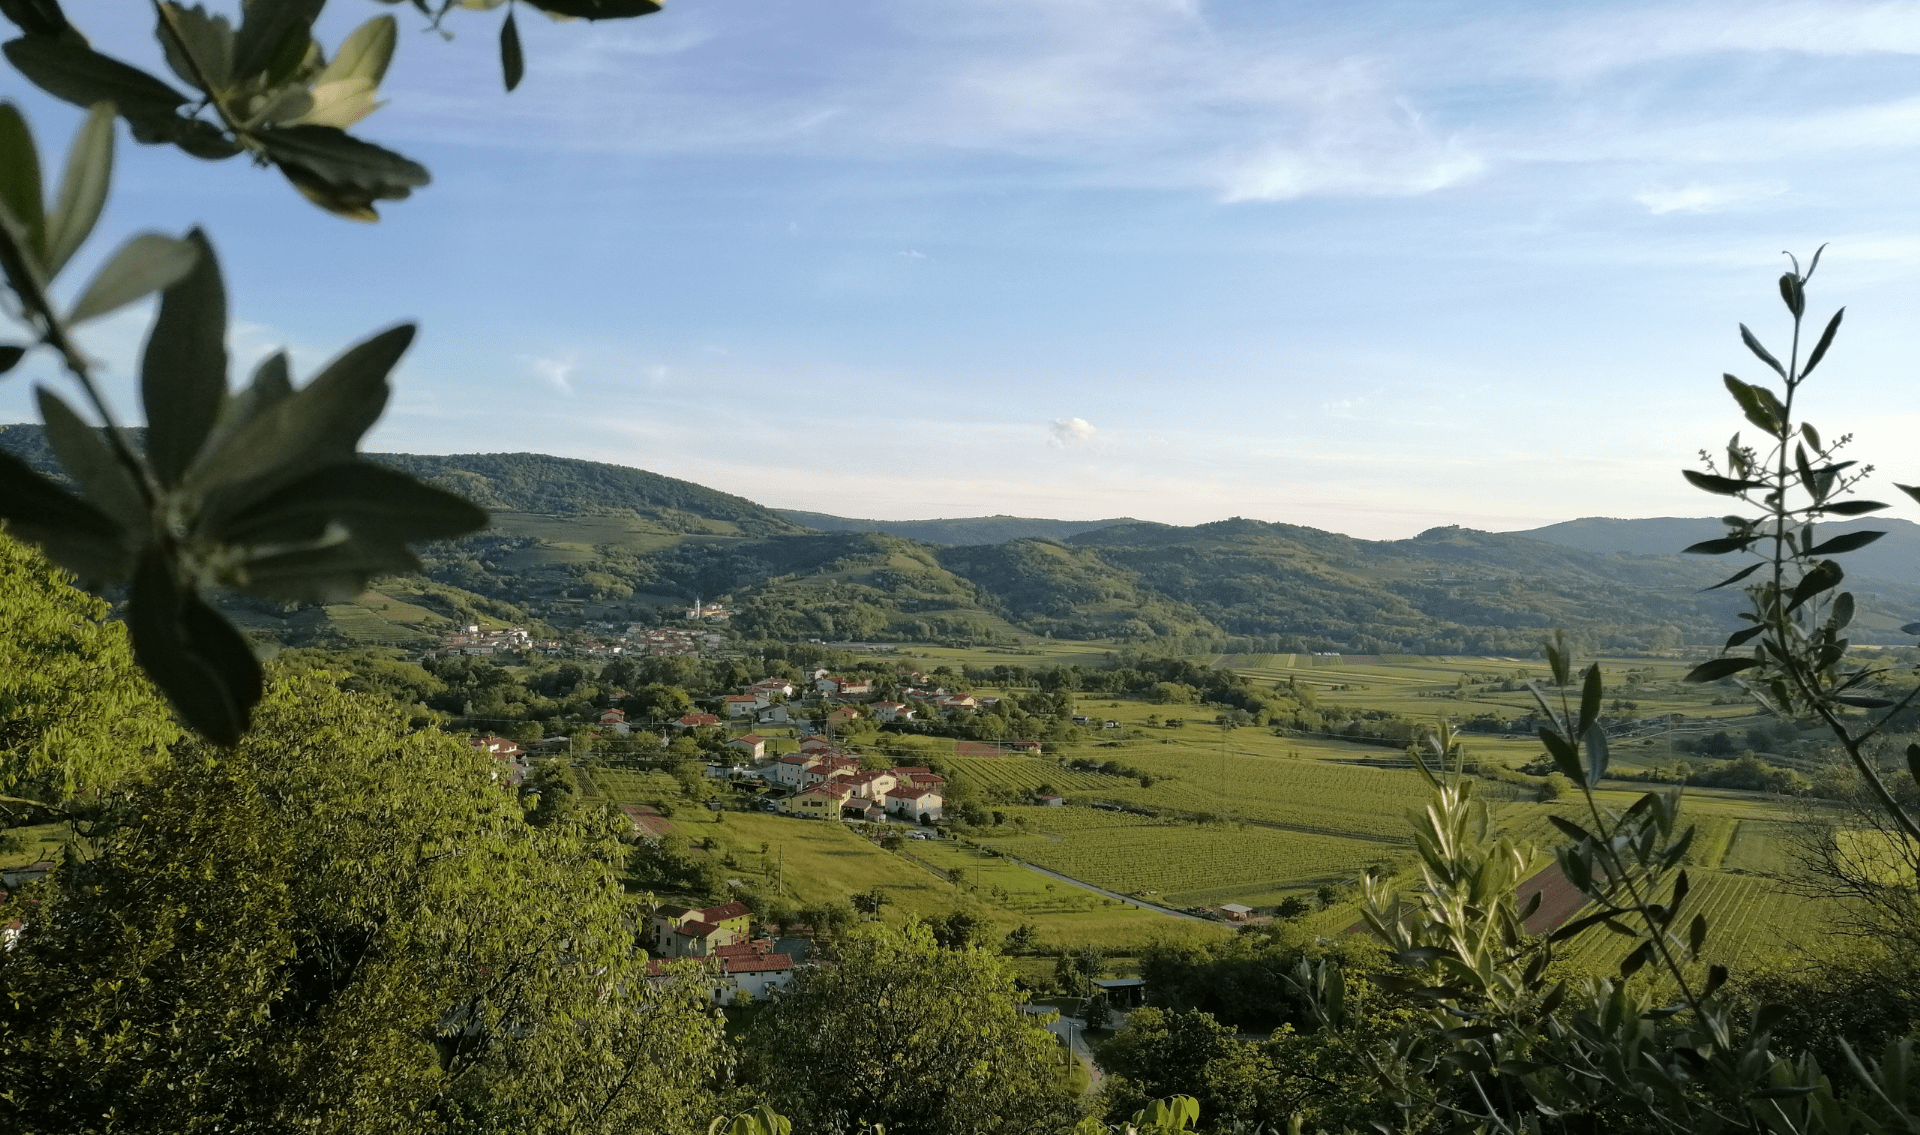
[787,783,853,819]
[846,770,898,799]
[726,734,768,761]
[722,695,760,718]
[645,949,797,1002]
[871,701,914,722]
[674,713,721,729]
[884,785,944,822]
[649,900,753,957]
[769,754,815,788]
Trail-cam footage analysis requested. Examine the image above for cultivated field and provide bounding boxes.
[976,805,1399,909]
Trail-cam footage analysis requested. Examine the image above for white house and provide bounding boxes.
[768,754,814,788]
[883,786,944,822]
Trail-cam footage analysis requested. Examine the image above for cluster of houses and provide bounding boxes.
[434,625,538,656]
[763,738,947,823]
[711,668,1008,730]
[644,901,800,1004]
[575,623,725,660]
[433,622,730,662]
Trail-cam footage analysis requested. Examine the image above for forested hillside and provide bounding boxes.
[775,510,1139,545]
[1518,514,1920,584]
[13,424,1914,650]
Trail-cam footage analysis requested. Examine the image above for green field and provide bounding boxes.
[975,805,1398,909]
[579,648,1844,970]
[1553,869,1840,980]
[588,771,1223,950]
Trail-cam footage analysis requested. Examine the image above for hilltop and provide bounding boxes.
[10,424,1916,651]
[1516,515,1920,585]
[775,510,1139,546]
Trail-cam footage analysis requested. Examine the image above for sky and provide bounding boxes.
[6,0,1920,538]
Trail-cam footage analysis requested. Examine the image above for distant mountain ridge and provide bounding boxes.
[0,426,807,538]
[774,510,1139,546]
[10,422,1918,650]
[1515,515,1920,585]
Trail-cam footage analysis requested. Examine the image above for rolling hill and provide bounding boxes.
[775,510,1139,546]
[1516,515,1920,585]
[9,422,1914,651]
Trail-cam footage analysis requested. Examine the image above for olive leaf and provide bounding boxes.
[5,1,424,220]
[0,209,488,743]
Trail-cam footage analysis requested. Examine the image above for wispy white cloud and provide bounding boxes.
[521,352,578,395]
[1634,182,1786,214]
[1048,416,1098,447]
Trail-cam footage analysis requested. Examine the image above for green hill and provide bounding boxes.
[774,510,1138,545]
[12,423,1913,651]
[0,427,808,538]
[366,452,808,536]
[1517,515,1920,585]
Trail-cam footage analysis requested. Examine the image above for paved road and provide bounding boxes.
[1009,860,1216,923]
[1022,1005,1104,1094]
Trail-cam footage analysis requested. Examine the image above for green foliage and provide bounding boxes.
[740,920,1082,1135]
[0,532,181,807]
[370,451,805,535]
[1681,250,1920,849]
[0,671,727,1134]
[0,107,487,743]
[1093,1008,1278,1131]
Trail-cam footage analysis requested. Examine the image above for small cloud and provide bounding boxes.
[1323,398,1363,419]
[1049,417,1098,448]
[1634,183,1782,215]
[645,364,671,385]
[899,249,927,259]
[521,353,577,395]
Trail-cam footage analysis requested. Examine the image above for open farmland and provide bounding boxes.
[895,838,1218,949]
[1553,869,1840,980]
[588,772,1224,949]
[977,805,1400,909]
[1206,653,1766,741]
[969,744,1446,842]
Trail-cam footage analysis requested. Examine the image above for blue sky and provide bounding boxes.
[7,0,1920,537]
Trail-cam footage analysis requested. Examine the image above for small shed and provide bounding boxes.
[1091,977,1147,1010]
[1219,903,1254,921]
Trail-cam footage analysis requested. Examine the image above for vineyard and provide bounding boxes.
[1553,870,1837,979]
[1721,820,1801,875]
[1055,747,1440,841]
[978,806,1393,908]
[944,756,1133,795]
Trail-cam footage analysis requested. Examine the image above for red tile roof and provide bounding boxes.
[723,953,794,974]
[701,901,751,922]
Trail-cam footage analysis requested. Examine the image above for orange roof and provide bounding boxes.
[723,953,794,974]
[701,901,751,921]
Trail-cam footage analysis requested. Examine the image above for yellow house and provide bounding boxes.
[787,784,851,818]
[825,706,863,729]
[650,900,754,956]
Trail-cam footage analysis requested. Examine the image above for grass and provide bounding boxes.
[589,772,1224,951]
[1722,819,1802,875]
[1554,869,1840,982]
[976,805,1399,909]
[0,822,66,868]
